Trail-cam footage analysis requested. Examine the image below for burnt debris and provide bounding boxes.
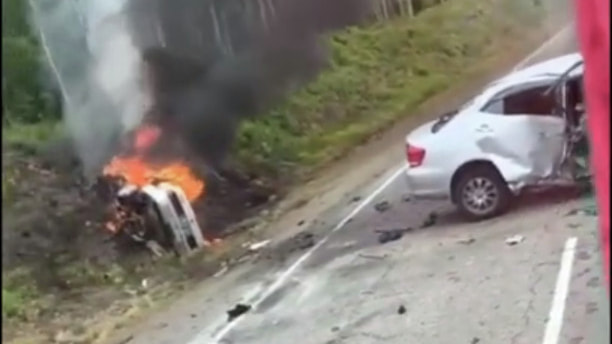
[420,212,438,228]
[227,303,252,322]
[375,227,412,244]
[293,231,316,250]
[374,201,391,213]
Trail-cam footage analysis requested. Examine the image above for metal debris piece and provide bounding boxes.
[397,305,406,315]
[566,198,598,217]
[294,232,316,250]
[458,237,476,245]
[358,253,388,260]
[227,304,252,322]
[213,263,229,278]
[421,212,438,228]
[248,239,271,251]
[565,208,597,217]
[505,235,524,246]
[376,227,412,244]
[374,201,391,212]
[145,240,166,257]
[117,335,134,344]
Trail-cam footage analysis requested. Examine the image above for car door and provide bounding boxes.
[474,80,566,183]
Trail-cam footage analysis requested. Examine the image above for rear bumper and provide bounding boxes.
[404,166,451,201]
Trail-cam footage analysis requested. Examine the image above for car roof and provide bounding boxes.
[470,52,584,109]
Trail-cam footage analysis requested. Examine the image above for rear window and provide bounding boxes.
[431,110,458,133]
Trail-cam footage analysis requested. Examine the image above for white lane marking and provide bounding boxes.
[513,25,573,71]
[188,26,572,344]
[542,237,578,344]
[186,165,408,344]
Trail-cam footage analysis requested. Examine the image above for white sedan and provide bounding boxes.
[404,52,588,220]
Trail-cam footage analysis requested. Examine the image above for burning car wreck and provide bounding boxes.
[29,0,372,255]
[97,124,212,256]
[105,180,209,256]
[404,53,591,220]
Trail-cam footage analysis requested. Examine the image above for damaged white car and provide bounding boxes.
[404,52,589,220]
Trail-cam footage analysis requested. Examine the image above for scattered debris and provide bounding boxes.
[397,305,406,314]
[331,326,340,332]
[505,235,524,246]
[328,241,356,250]
[374,200,391,213]
[297,220,305,226]
[420,212,438,228]
[565,200,598,217]
[213,262,229,278]
[586,276,600,288]
[401,194,412,202]
[458,237,476,245]
[358,253,388,260]
[577,251,591,261]
[567,223,581,229]
[247,239,271,251]
[117,335,134,344]
[53,330,87,344]
[351,196,362,203]
[145,240,166,258]
[375,227,412,244]
[141,278,149,289]
[294,232,316,250]
[471,337,480,344]
[227,304,252,322]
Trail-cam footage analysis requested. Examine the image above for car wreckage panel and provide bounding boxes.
[474,114,566,187]
[471,69,588,190]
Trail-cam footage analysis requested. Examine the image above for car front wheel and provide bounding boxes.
[454,165,512,220]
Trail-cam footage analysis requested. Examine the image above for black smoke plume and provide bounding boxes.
[123,0,371,167]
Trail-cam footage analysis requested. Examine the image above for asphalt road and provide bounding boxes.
[115,26,609,344]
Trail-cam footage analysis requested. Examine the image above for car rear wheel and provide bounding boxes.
[454,165,511,220]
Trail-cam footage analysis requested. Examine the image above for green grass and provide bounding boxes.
[2,270,38,320]
[2,120,63,150]
[2,121,63,206]
[2,288,26,319]
[234,0,549,177]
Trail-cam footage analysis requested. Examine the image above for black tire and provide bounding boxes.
[453,165,512,221]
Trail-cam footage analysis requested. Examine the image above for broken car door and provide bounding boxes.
[474,80,566,185]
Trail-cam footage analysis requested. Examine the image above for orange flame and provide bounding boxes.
[103,126,205,202]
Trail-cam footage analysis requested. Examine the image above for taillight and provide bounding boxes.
[406,143,426,167]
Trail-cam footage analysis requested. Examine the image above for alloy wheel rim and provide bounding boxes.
[461,177,499,215]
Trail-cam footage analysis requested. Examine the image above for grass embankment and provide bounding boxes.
[234,0,552,177]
